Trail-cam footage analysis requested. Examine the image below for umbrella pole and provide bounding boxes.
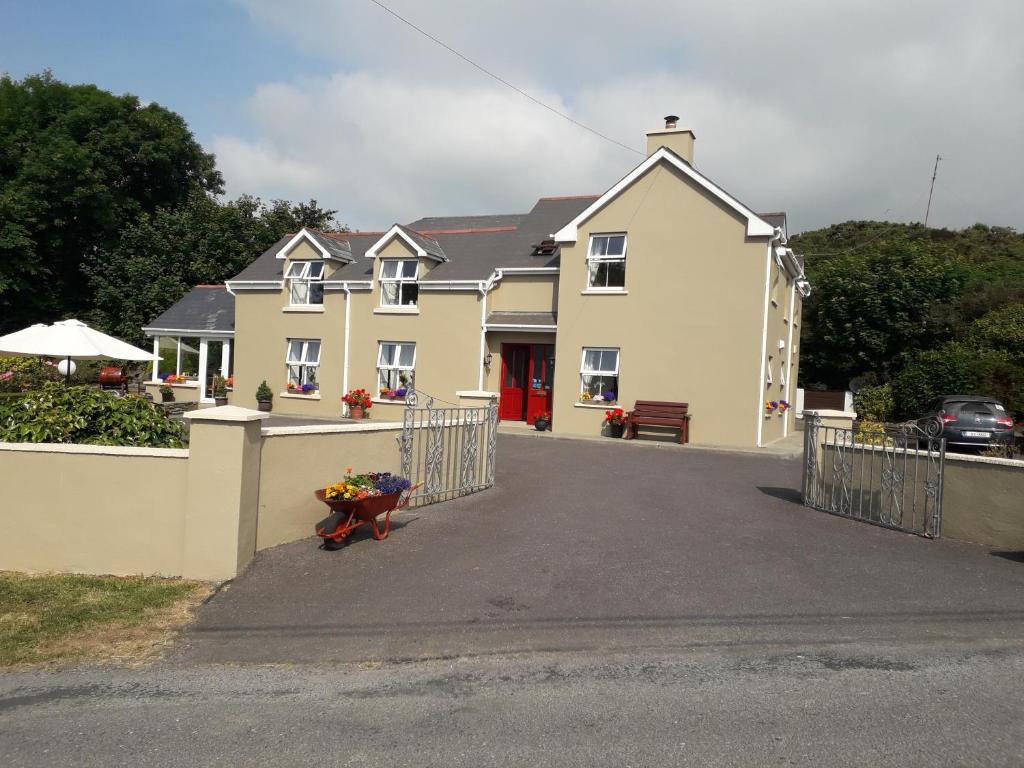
[65,356,71,383]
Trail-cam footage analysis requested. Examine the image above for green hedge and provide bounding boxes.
[0,382,185,448]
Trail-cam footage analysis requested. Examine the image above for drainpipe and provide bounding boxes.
[477,270,503,391]
[783,279,796,438]
[342,283,352,416]
[756,228,784,448]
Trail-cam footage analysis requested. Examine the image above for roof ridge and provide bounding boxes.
[538,194,601,201]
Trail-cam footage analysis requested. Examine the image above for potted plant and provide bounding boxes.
[159,383,174,403]
[342,388,373,419]
[256,380,273,412]
[213,376,228,406]
[534,411,551,431]
[604,407,626,438]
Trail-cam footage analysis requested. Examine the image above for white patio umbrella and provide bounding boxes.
[0,319,156,380]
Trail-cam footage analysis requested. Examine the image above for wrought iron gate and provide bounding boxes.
[801,417,945,537]
[399,389,498,507]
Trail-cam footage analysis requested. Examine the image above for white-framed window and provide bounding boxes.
[586,234,627,290]
[580,347,619,401]
[766,356,774,385]
[285,261,325,305]
[377,341,416,390]
[286,339,321,388]
[379,259,419,306]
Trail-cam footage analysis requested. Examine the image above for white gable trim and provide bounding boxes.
[553,148,776,242]
[364,225,445,262]
[275,228,332,261]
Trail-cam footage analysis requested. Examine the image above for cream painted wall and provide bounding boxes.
[552,162,772,446]
[488,275,558,313]
[256,426,403,549]
[144,381,201,402]
[0,447,189,576]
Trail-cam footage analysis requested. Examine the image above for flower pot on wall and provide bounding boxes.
[606,423,624,439]
[257,399,272,412]
[534,418,550,432]
[349,406,365,419]
[161,391,174,403]
[214,397,228,407]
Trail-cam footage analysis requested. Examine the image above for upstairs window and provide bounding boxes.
[380,259,419,306]
[377,341,416,390]
[580,347,619,402]
[586,234,626,290]
[286,339,321,388]
[286,261,325,305]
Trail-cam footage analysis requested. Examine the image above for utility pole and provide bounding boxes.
[924,154,942,227]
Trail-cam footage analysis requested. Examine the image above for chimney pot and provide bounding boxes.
[664,114,679,129]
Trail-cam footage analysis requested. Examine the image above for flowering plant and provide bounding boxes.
[379,386,390,397]
[601,390,617,402]
[765,400,779,412]
[580,392,592,401]
[537,411,552,422]
[342,388,373,408]
[778,400,790,412]
[301,383,317,393]
[165,374,179,384]
[395,387,407,397]
[225,376,234,388]
[323,467,412,501]
[604,407,625,425]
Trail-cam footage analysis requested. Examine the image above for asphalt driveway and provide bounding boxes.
[176,433,1024,664]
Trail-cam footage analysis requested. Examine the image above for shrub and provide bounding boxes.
[0,382,185,448]
[213,376,227,398]
[853,383,894,422]
[255,380,273,402]
[0,356,62,392]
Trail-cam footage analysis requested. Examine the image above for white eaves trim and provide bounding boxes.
[226,280,284,291]
[553,147,776,242]
[142,327,234,338]
[484,324,557,332]
[276,228,334,261]
[365,225,447,262]
[322,281,373,291]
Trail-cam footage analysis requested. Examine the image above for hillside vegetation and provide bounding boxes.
[790,221,1024,419]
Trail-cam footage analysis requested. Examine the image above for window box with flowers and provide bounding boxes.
[342,388,373,419]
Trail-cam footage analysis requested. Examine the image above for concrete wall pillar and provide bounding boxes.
[182,406,267,580]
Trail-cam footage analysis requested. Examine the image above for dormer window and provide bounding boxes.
[380,259,419,306]
[285,261,325,305]
[587,234,626,290]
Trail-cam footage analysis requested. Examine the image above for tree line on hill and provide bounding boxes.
[0,72,338,346]
[791,221,1024,419]
[1,73,1021,418]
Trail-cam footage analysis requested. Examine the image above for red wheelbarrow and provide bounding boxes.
[314,484,420,550]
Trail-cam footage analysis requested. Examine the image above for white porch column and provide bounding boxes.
[151,336,160,382]
[198,338,210,402]
[220,340,231,377]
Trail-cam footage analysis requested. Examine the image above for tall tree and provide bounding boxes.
[0,72,222,332]
[84,191,339,344]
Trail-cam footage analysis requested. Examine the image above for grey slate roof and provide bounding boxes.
[143,286,234,335]
[395,224,446,261]
[307,229,353,261]
[226,195,599,285]
[405,213,526,230]
[485,311,557,327]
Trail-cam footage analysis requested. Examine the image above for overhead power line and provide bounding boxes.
[365,0,645,157]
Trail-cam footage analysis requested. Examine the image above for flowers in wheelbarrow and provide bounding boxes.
[323,470,412,501]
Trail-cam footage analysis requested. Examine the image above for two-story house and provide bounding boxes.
[144,117,810,448]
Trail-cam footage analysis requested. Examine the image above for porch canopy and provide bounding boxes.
[142,285,235,403]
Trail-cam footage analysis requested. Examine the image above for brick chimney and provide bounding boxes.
[646,114,695,163]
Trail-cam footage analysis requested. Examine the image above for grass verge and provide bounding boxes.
[0,571,211,667]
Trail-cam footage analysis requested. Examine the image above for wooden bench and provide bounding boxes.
[623,400,690,444]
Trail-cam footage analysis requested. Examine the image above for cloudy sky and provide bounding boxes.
[4,0,1023,232]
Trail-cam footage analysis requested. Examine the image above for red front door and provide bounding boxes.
[499,343,554,423]
[499,344,529,421]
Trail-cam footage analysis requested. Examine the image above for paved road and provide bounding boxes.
[176,433,1024,664]
[3,434,1023,766]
